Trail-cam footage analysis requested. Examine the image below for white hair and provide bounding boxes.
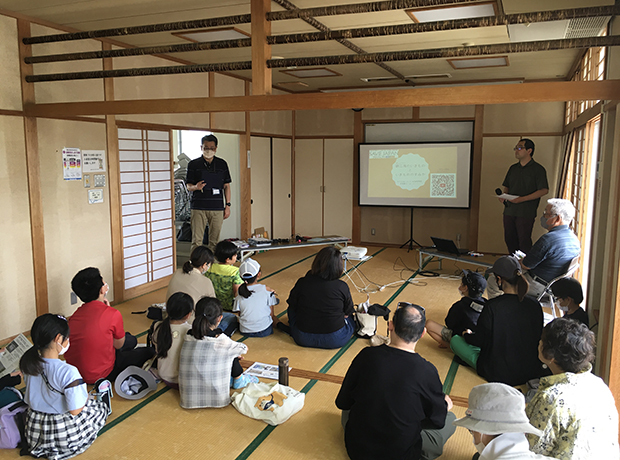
[547,198,575,224]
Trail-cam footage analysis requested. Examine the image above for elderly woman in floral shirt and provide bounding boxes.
[526,318,619,459]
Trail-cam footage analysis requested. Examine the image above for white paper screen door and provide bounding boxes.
[118,128,175,297]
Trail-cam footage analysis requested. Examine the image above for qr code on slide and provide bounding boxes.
[430,174,456,198]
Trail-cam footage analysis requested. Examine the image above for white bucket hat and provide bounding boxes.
[114,366,158,400]
[453,383,542,436]
[239,258,260,279]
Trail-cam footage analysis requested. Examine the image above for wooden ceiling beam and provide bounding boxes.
[24,80,620,117]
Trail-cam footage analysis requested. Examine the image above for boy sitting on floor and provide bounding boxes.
[550,277,589,327]
[426,270,487,348]
[65,267,155,384]
[205,240,243,312]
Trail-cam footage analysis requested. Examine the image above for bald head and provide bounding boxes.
[393,305,426,343]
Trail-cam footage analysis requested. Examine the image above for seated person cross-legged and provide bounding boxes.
[21,314,110,460]
[426,270,486,349]
[450,256,546,386]
[65,267,155,384]
[152,292,194,389]
[166,245,237,336]
[336,304,456,460]
[526,318,619,460]
[277,246,355,349]
[178,297,258,409]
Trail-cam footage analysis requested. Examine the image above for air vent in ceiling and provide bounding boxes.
[565,17,611,39]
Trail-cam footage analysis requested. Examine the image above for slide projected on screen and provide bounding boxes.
[359,142,472,208]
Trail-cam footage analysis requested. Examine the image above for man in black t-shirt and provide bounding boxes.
[500,138,548,254]
[186,134,232,251]
[336,304,456,460]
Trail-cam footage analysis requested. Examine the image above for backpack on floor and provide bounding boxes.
[0,388,27,449]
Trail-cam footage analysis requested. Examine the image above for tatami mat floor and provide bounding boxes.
[5,246,495,460]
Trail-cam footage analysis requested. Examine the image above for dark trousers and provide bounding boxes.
[231,358,243,378]
[105,332,156,383]
[503,215,535,254]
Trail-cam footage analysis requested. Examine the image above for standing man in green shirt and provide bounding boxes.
[500,139,549,254]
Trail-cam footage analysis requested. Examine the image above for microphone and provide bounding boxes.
[496,188,508,206]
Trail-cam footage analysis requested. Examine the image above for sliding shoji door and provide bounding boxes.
[118,128,175,299]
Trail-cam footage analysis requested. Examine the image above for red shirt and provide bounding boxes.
[65,300,125,383]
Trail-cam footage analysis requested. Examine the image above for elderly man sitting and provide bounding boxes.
[488,198,580,299]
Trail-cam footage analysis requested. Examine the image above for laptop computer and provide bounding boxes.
[430,236,469,256]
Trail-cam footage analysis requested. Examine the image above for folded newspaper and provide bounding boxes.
[244,362,292,380]
[0,334,33,379]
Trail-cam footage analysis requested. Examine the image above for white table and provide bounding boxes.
[239,236,350,262]
[418,248,495,271]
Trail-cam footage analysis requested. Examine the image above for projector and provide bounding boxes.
[340,246,368,259]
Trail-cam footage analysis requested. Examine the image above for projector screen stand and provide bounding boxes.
[400,207,423,252]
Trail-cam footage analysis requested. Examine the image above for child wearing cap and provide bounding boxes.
[550,277,589,327]
[205,240,243,311]
[426,270,487,348]
[450,256,545,386]
[453,382,555,459]
[233,258,280,337]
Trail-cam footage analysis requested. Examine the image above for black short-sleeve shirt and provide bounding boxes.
[564,307,589,328]
[502,159,548,218]
[335,345,448,460]
[186,156,231,211]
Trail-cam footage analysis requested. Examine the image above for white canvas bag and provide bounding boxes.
[231,382,305,426]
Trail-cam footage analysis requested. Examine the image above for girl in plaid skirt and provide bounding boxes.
[20,314,110,460]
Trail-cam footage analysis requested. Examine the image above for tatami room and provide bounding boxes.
[2,1,620,459]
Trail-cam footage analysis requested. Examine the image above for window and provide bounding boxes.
[560,116,601,299]
[565,30,607,125]
[118,128,174,296]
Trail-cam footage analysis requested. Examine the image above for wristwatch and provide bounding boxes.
[226,202,231,207]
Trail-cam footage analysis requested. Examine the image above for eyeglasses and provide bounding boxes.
[542,212,557,218]
[513,146,526,151]
[397,302,426,317]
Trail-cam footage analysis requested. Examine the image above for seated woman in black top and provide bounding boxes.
[450,256,545,386]
[277,246,355,349]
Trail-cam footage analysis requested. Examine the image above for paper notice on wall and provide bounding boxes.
[82,150,106,173]
[62,147,82,180]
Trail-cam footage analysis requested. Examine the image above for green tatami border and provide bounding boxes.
[234,251,427,460]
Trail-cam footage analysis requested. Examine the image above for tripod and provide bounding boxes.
[400,207,423,252]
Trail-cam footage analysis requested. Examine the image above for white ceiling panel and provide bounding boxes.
[0,0,609,93]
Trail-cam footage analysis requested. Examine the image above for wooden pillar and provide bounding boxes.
[251,0,272,95]
[352,110,363,244]
[240,81,252,239]
[468,105,484,251]
[102,43,124,303]
[291,111,296,236]
[18,19,49,316]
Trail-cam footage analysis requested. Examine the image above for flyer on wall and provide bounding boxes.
[82,150,106,173]
[62,147,82,180]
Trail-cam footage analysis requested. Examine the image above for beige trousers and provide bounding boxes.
[190,209,224,252]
